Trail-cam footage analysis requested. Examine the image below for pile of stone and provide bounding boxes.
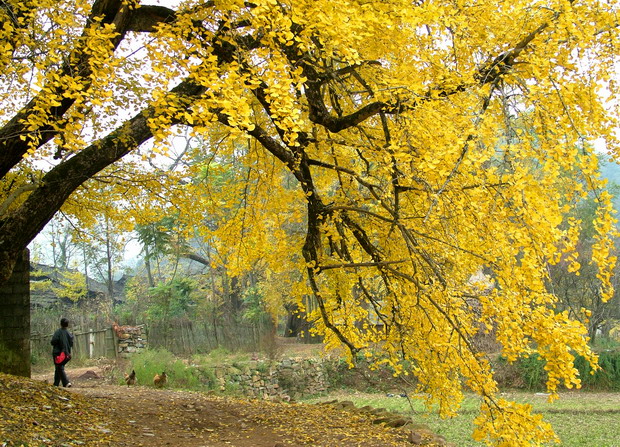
[113,324,147,358]
[210,357,328,400]
[275,357,327,398]
[319,400,454,446]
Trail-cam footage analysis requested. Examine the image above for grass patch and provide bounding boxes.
[128,348,204,390]
[125,347,257,392]
[190,348,252,368]
[304,391,620,447]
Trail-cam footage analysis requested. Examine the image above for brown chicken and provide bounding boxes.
[153,371,167,388]
[124,369,136,386]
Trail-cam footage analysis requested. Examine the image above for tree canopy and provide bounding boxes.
[1,0,619,444]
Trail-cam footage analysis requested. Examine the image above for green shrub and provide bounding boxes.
[504,348,620,391]
[206,347,231,361]
[223,381,242,396]
[574,349,620,390]
[197,367,218,390]
[30,349,42,366]
[255,361,270,373]
[128,348,203,390]
[323,358,348,389]
[516,355,547,391]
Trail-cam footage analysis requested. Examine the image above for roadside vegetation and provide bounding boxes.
[30,337,620,447]
[306,391,620,447]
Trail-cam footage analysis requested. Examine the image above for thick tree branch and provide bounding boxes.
[182,252,210,266]
[299,20,551,135]
[0,1,183,179]
[319,260,407,271]
[0,183,39,217]
[0,79,205,283]
[126,5,177,32]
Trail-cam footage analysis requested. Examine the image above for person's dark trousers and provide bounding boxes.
[54,360,69,387]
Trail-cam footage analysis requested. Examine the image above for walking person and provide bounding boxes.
[51,318,74,387]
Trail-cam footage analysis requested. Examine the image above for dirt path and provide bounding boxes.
[73,383,288,446]
[26,366,415,447]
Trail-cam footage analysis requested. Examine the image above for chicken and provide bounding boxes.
[124,369,136,386]
[153,371,167,388]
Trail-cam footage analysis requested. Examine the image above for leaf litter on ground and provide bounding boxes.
[1,371,441,446]
[0,372,126,446]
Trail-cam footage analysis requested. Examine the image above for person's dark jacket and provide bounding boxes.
[51,328,74,357]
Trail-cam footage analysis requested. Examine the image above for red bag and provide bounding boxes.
[54,352,67,364]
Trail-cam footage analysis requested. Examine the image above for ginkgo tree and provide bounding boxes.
[1,0,619,445]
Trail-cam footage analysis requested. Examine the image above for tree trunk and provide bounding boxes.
[144,245,155,288]
[229,276,243,314]
[0,249,30,377]
[105,216,114,300]
[83,246,90,292]
[283,303,306,338]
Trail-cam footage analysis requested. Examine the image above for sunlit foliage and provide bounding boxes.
[1,0,619,444]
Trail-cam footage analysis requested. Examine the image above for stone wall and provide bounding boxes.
[113,324,147,358]
[210,357,329,400]
[0,249,30,377]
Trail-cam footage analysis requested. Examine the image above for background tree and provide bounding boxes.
[0,1,619,445]
[135,216,181,287]
[48,219,75,270]
[548,182,620,343]
[30,217,79,270]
